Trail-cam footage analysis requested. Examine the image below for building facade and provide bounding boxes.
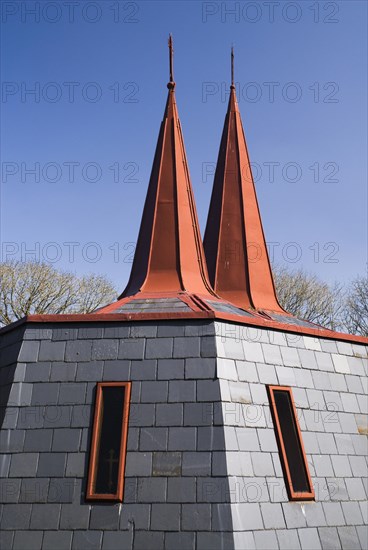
[1,41,367,550]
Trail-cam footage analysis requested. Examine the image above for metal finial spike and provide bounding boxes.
[231,45,235,88]
[168,34,175,89]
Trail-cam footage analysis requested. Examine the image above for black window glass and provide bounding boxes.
[95,386,125,494]
[273,390,311,494]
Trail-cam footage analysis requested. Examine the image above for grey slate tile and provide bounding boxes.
[169,427,196,451]
[52,428,81,452]
[152,451,181,476]
[298,528,322,550]
[0,532,14,550]
[337,526,361,550]
[91,339,118,360]
[65,340,92,362]
[9,383,33,406]
[59,504,90,529]
[39,340,65,361]
[345,477,366,500]
[251,452,275,476]
[168,380,196,402]
[276,529,301,550]
[119,503,150,530]
[31,382,59,405]
[145,338,172,359]
[43,405,73,428]
[173,337,200,358]
[102,531,133,549]
[72,530,103,550]
[140,427,167,451]
[103,326,130,339]
[165,532,195,550]
[129,403,155,427]
[304,502,327,527]
[24,362,51,382]
[197,532,235,550]
[140,380,169,404]
[130,359,156,380]
[66,453,85,477]
[260,502,286,529]
[318,527,341,550]
[134,532,164,550]
[185,358,216,379]
[118,338,146,360]
[0,429,25,452]
[0,479,21,503]
[59,383,86,404]
[18,341,39,362]
[182,451,211,476]
[71,404,92,428]
[167,477,196,502]
[9,453,38,477]
[48,478,76,503]
[356,526,368,550]
[151,504,180,531]
[30,503,60,529]
[184,403,213,426]
[254,530,279,550]
[19,478,49,503]
[89,505,120,529]
[322,502,345,526]
[331,455,352,477]
[76,361,103,381]
[181,503,211,531]
[157,358,185,379]
[341,501,364,525]
[78,327,104,339]
[13,531,43,550]
[282,502,307,528]
[156,403,183,426]
[137,477,166,502]
[0,503,31,529]
[50,361,77,382]
[53,328,78,341]
[125,452,152,476]
[37,452,66,477]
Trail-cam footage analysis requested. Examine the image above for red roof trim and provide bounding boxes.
[1,311,367,345]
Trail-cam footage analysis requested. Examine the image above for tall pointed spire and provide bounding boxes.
[203,48,285,313]
[120,36,215,299]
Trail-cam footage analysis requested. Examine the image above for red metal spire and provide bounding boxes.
[203,48,285,313]
[120,36,216,299]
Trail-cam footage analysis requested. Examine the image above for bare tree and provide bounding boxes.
[272,265,344,331]
[342,275,368,337]
[0,261,117,326]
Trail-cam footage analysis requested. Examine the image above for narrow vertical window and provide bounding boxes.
[267,385,314,501]
[87,382,131,501]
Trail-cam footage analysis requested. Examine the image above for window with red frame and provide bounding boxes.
[86,382,131,502]
[267,385,314,501]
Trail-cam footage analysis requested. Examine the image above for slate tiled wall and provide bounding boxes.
[215,322,367,550]
[0,320,367,550]
[0,321,233,550]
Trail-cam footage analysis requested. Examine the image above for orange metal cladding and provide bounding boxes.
[204,50,285,313]
[119,36,216,300]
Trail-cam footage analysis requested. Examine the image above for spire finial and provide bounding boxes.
[231,45,235,89]
[167,34,175,89]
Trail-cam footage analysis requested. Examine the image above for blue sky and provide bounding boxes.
[1,0,367,293]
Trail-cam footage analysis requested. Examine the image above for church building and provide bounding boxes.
[0,38,367,550]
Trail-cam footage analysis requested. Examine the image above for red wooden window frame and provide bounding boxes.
[86,382,131,502]
[267,385,315,501]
